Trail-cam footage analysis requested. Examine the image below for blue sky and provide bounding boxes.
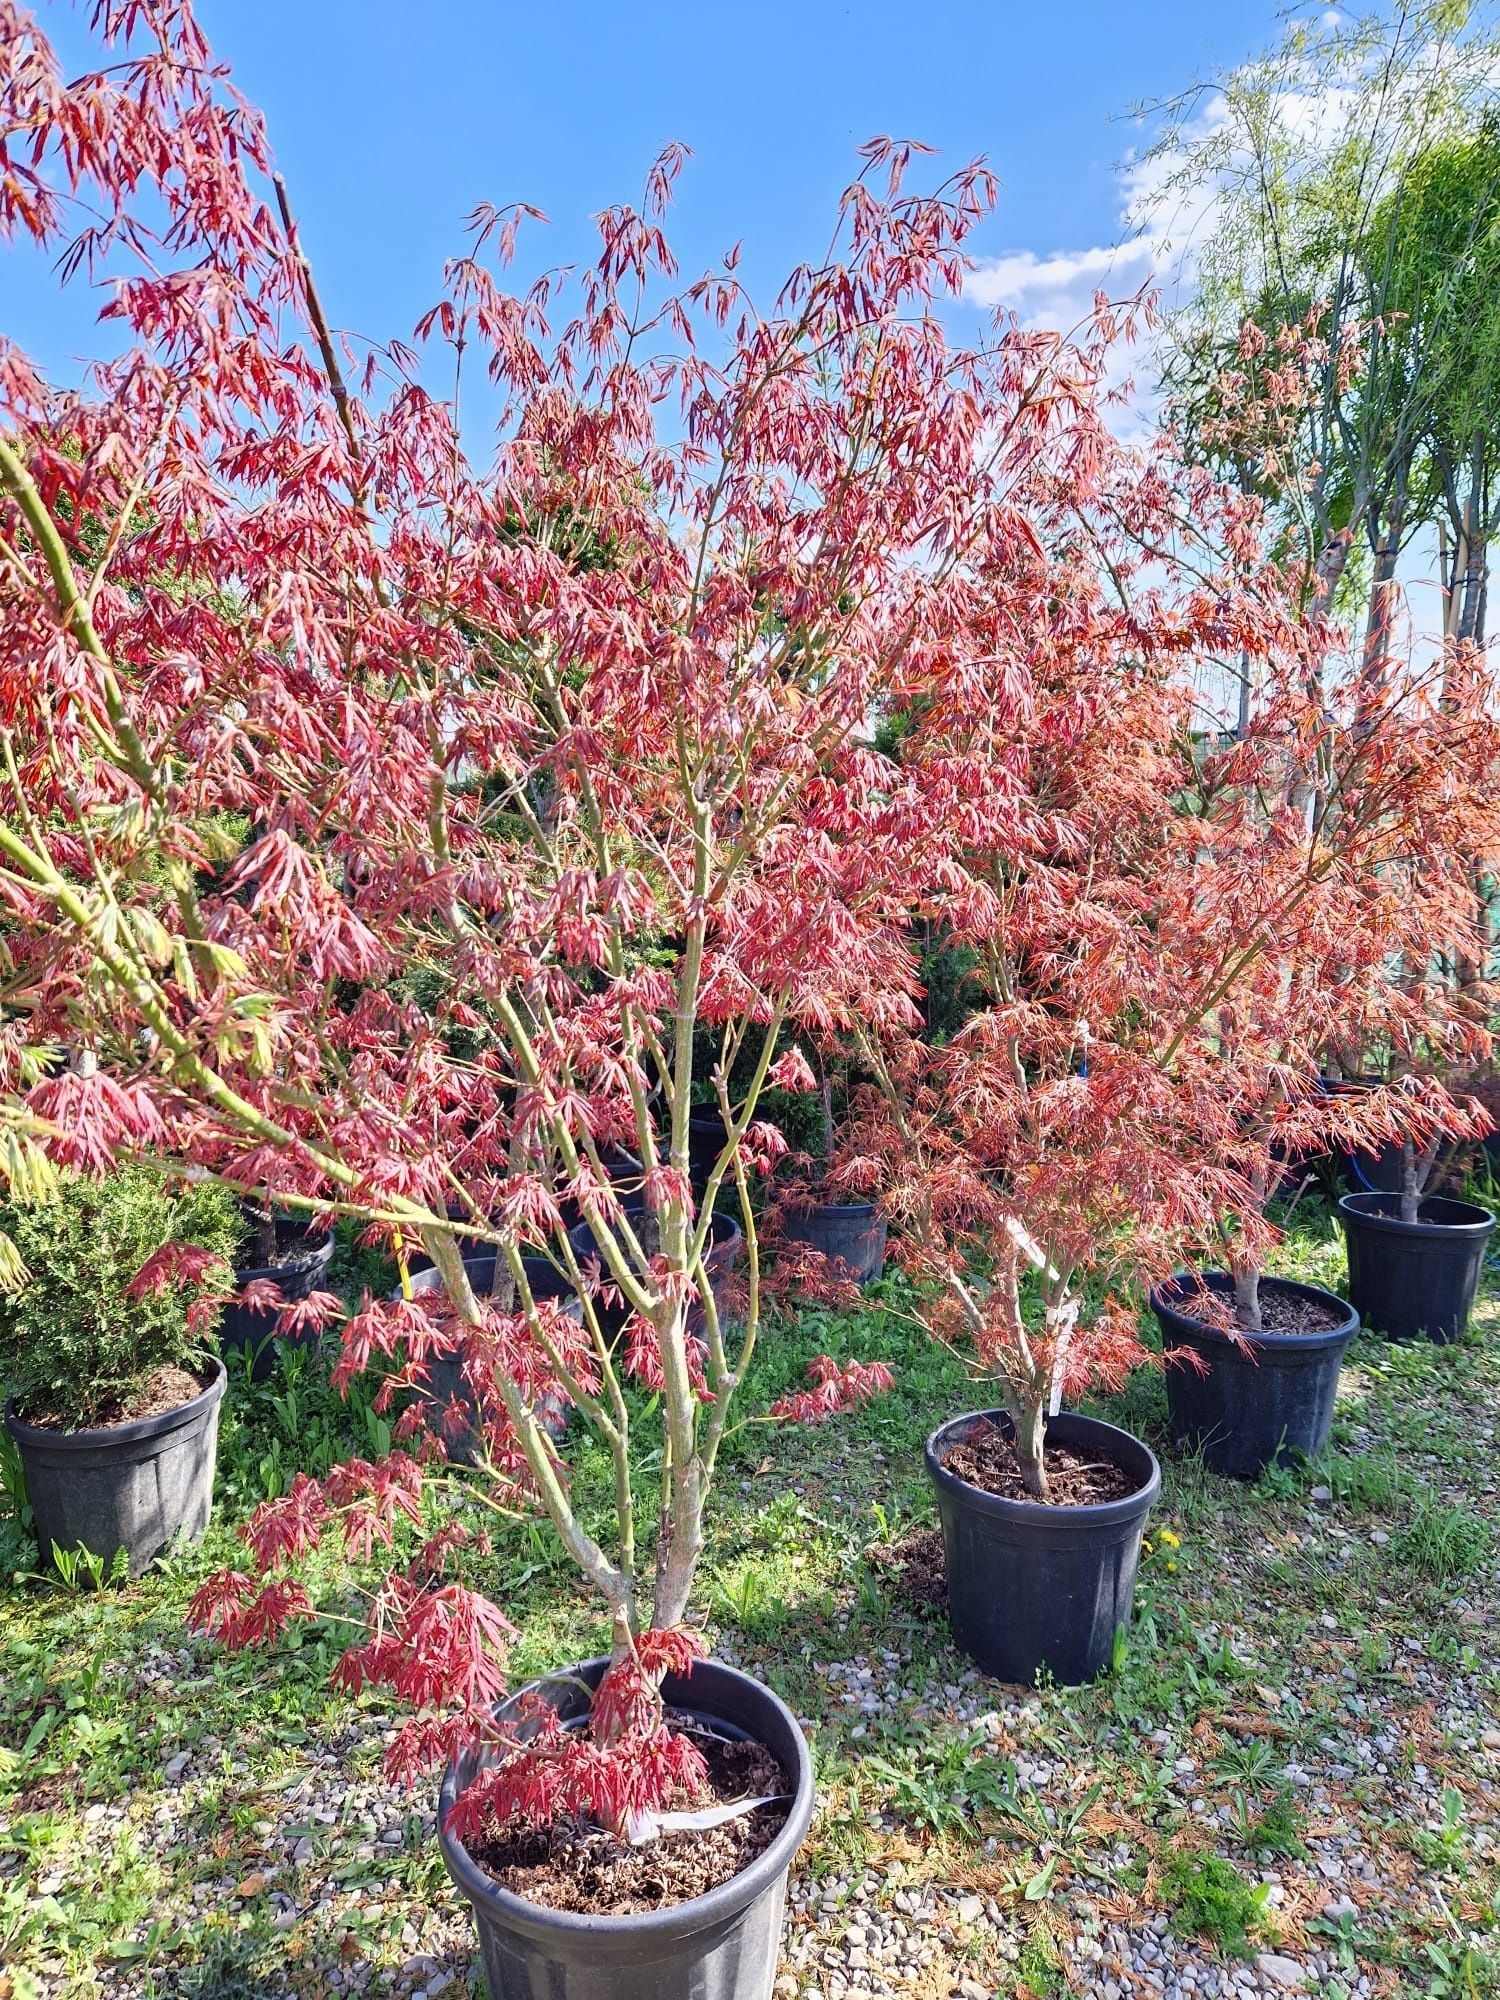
[9,0,1280,392]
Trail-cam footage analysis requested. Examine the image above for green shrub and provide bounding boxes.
[0,1167,241,1427]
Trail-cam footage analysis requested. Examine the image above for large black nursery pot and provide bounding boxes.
[1151,1271,1358,1479]
[1338,1191,1495,1343]
[556,1146,648,1233]
[402,1253,576,1458]
[688,1112,730,1193]
[567,1204,744,1345]
[219,1215,334,1382]
[924,1409,1158,1686]
[439,1656,815,2000]
[779,1200,887,1285]
[3,1360,226,1576]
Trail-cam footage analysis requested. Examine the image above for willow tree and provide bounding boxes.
[1151,0,1500,648]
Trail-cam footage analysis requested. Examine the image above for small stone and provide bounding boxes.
[1369,1530,1389,1546]
[1310,1485,1332,1502]
[292,1838,315,1865]
[1323,1897,1358,1923]
[235,1871,267,1899]
[1256,1954,1305,1989]
[163,1752,190,1780]
[1483,1729,1500,1751]
[955,1893,984,1924]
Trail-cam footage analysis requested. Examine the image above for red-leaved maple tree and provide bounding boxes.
[844,377,1500,1486]
[0,0,1129,1831]
[1184,647,1500,1327]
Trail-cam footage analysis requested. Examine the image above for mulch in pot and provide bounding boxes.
[1176,1285,1348,1336]
[942,1423,1141,1506]
[17,1362,209,1432]
[465,1722,789,1915]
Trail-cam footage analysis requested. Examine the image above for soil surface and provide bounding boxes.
[867,1526,948,1612]
[19,1363,208,1432]
[468,1722,790,1915]
[942,1423,1141,1506]
[240,1212,324,1273]
[1174,1283,1348,1336]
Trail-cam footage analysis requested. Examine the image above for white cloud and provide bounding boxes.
[960,97,1230,441]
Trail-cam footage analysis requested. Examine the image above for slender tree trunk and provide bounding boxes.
[1232,1260,1263,1332]
[1015,1396,1049,1502]
[1360,529,1403,684]
[1235,647,1251,741]
[1458,516,1487,643]
[1290,526,1355,827]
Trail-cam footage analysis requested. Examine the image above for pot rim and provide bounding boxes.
[568,1203,745,1253]
[1337,1191,1496,1239]
[4,1356,227,1451]
[781,1197,882,1221]
[1151,1270,1359,1353]
[924,1408,1160,1524]
[438,1655,814,1941]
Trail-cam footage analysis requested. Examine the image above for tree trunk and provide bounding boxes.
[1399,1136,1420,1225]
[1014,1398,1049,1502]
[1232,1261,1263,1333]
[1360,531,1402,685]
[1289,526,1354,827]
[252,1199,278,1268]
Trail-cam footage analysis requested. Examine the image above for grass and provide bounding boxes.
[1,1196,1499,1998]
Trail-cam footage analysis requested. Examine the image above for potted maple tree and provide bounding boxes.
[1337,1086,1497,1341]
[0,15,1082,1994]
[1151,652,1500,1469]
[853,440,1351,1684]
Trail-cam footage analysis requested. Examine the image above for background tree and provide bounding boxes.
[1152,0,1500,654]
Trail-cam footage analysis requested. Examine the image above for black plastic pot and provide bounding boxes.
[402,1255,576,1459]
[1338,1191,1495,1343]
[439,1656,814,2000]
[3,1360,226,1576]
[1151,1271,1358,1479]
[924,1410,1158,1685]
[778,1200,887,1285]
[219,1221,334,1382]
[688,1112,733,1193]
[556,1147,648,1234]
[566,1205,744,1345]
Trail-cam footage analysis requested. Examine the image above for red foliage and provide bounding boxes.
[771,1355,896,1423]
[127,1241,229,1301]
[9,0,1499,1824]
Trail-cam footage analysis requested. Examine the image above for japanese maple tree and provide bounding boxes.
[1185,650,1500,1329]
[850,354,1500,1491]
[0,0,1109,1831]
